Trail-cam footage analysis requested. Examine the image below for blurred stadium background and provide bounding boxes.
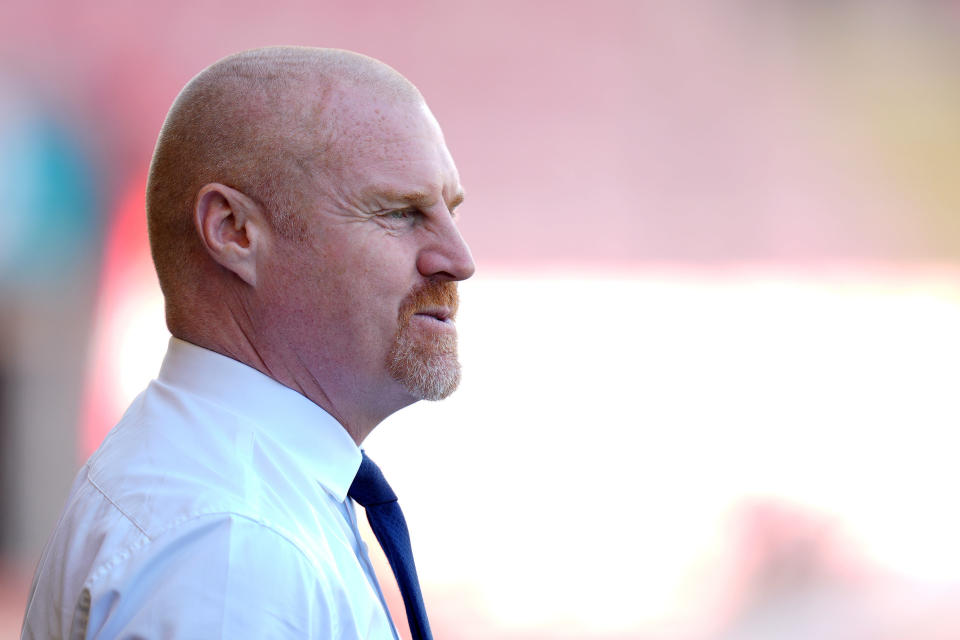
[2,1,960,638]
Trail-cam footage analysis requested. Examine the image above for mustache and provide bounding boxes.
[398,280,460,324]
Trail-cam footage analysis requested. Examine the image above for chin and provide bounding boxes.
[410,367,461,401]
[388,338,462,401]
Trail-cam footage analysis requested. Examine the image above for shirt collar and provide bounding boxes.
[156,337,362,502]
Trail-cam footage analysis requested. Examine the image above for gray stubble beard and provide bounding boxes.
[387,326,462,401]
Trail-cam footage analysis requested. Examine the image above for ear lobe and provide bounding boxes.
[194,183,266,287]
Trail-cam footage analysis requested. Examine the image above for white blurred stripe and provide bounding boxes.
[369,269,960,634]
[103,268,960,635]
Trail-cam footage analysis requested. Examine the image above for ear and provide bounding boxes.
[194,183,267,287]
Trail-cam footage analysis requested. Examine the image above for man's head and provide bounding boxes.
[146,47,475,441]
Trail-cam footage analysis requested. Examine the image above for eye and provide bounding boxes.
[378,208,420,228]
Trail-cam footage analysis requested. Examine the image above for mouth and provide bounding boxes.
[413,307,454,325]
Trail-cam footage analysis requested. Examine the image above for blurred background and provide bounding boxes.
[2,0,960,638]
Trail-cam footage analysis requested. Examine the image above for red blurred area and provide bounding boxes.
[80,172,155,459]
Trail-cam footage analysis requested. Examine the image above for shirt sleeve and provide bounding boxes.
[80,513,365,639]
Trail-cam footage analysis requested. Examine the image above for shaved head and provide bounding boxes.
[146,47,422,304]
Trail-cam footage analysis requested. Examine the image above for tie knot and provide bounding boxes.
[348,451,398,507]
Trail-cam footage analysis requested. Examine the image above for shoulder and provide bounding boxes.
[84,514,340,638]
[23,366,391,638]
[85,378,277,535]
[25,511,387,639]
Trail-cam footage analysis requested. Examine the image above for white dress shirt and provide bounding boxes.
[22,338,399,639]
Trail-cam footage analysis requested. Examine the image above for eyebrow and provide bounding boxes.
[381,188,465,210]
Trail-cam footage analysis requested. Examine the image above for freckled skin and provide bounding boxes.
[149,48,473,445]
[250,86,475,444]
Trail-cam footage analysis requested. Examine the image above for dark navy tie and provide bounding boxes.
[349,451,433,640]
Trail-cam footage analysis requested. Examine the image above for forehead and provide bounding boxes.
[325,90,462,204]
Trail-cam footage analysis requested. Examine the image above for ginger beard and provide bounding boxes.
[388,280,462,401]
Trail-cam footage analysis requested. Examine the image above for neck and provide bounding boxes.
[168,310,415,447]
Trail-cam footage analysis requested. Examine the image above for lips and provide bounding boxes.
[413,307,454,324]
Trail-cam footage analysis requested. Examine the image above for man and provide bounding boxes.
[22,46,474,639]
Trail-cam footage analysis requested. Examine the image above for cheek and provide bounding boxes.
[318,272,400,338]
[296,230,420,329]
[337,240,416,298]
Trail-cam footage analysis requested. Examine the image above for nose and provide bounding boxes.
[417,217,476,281]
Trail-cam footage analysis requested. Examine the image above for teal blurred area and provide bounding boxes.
[2,1,960,638]
[0,82,101,284]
